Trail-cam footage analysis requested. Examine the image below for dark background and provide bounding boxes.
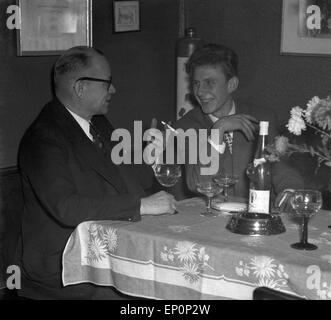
[0,0,179,168]
[1,0,331,169]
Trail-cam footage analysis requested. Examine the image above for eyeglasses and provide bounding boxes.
[76,76,113,91]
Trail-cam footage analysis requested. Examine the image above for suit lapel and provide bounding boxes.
[50,99,127,193]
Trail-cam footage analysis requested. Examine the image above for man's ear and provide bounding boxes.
[227,76,239,94]
[73,80,84,98]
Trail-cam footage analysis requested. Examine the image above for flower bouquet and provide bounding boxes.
[265,96,331,171]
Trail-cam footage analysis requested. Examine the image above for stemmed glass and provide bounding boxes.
[213,173,239,202]
[154,163,182,188]
[290,190,323,251]
[196,181,223,217]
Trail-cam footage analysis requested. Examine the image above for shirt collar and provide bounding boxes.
[209,101,236,123]
[65,107,93,141]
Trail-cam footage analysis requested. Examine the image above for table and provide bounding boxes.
[62,197,331,300]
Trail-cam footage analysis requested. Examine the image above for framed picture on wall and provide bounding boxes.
[281,0,331,56]
[17,0,92,56]
[113,1,140,33]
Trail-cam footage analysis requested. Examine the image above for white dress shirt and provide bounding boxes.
[66,107,94,141]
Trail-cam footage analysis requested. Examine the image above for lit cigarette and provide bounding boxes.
[161,121,179,134]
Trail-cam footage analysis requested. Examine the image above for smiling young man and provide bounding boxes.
[175,43,304,199]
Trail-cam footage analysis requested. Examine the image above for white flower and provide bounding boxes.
[306,96,320,124]
[290,106,304,118]
[286,116,306,135]
[198,247,205,259]
[257,277,280,289]
[160,252,168,262]
[274,135,289,154]
[174,241,198,263]
[317,289,327,300]
[203,254,210,263]
[307,96,320,108]
[86,237,107,263]
[103,227,118,253]
[307,96,321,108]
[235,267,243,277]
[181,262,200,283]
[168,253,174,262]
[88,223,102,237]
[279,96,331,168]
[244,268,250,276]
[250,256,277,279]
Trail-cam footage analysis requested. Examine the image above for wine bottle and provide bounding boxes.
[247,121,272,214]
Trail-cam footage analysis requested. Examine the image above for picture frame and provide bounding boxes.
[113,1,140,33]
[17,0,92,56]
[281,0,331,56]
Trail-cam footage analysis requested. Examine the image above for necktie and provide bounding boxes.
[89,122,104,150]
[224,132,233,154]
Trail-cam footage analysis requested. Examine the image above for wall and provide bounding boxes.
[0,0,179,169]
[185,0,331,198]
[0,0,180,289]
[186,0,331,127]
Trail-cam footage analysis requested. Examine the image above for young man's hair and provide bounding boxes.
[186,43,238,82]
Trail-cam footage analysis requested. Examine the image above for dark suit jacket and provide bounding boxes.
[17,98,153,299]
[175,102,304,198]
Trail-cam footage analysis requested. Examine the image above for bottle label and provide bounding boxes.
[253,158,266,167]
[259,121,269,135]
[248,189,270,213]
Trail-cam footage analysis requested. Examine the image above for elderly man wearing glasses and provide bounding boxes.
[17,46,175,299]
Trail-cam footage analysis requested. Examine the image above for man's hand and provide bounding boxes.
[140,191,177,215]
[212,114,259,141]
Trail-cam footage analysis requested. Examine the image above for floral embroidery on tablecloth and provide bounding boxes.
[160,241,214,284]
[235,255,289,289]
[317,283,331,299]
[85,223,118,263]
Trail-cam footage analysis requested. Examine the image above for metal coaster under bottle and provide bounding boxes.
[226,211,286,236]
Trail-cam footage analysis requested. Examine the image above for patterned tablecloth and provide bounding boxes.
[62,197,331,300]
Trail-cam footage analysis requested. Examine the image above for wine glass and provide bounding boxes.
[196,181,223,217]
[290,189,322,251]
[154,163,181,187]
[213,173,239,202]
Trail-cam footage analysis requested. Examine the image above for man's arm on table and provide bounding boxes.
[19,135,175,227]
[19,135,142,226]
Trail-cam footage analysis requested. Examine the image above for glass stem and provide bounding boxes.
[207,196,212,214]
[224,187,228,201]
[301,216,309,244]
